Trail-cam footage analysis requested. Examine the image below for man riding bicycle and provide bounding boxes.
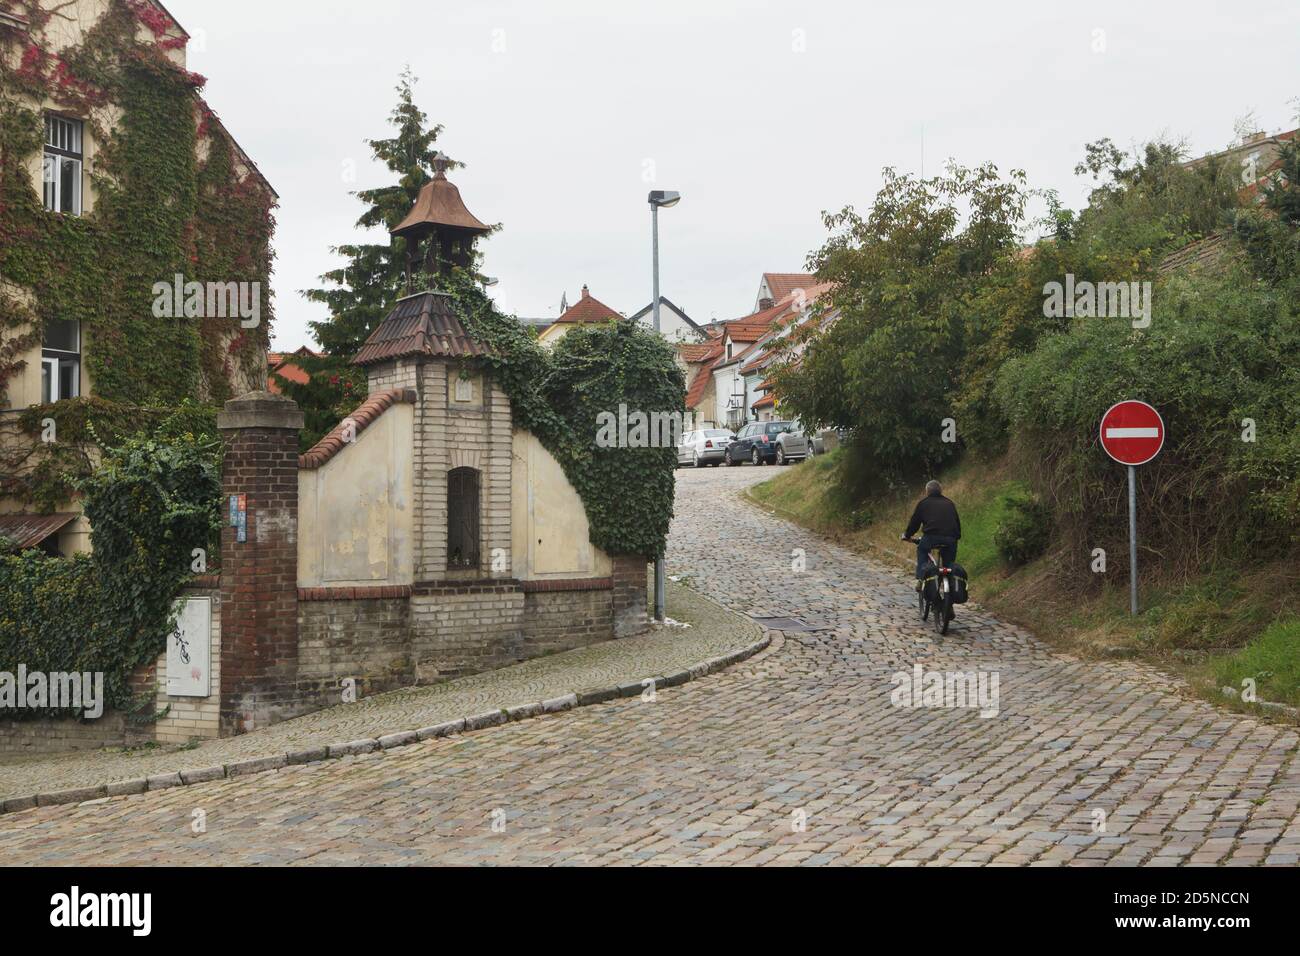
[901,480,961,586]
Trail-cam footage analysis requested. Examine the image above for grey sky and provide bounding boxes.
[166,0,1300,351]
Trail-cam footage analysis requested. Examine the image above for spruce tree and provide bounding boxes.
[286,68,458,446]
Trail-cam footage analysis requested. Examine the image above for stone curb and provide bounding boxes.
[1,631,770,817]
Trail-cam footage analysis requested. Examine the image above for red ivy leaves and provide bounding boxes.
[16,42,49,82]
[124,0,193,66]
[125,0,176,39]
[14,42,108,107]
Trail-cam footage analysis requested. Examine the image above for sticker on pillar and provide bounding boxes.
[167,596,212,697]
[229,493,247,543]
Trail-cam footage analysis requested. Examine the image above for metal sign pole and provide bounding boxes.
[651,202,666,623]
[1128,464,1138,615]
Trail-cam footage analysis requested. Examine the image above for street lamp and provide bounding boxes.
[648,189,680,623]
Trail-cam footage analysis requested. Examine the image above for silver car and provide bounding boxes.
[676,429,734,467]
[772,422,810,465]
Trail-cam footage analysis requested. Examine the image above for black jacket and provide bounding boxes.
[905,492,961,540]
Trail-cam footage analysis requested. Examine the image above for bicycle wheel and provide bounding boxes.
[934,590,950,635]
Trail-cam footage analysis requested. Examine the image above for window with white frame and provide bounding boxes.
[41,318,80,404]
[43,115,83,216]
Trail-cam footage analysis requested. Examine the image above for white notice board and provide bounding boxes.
[167,597,212,698]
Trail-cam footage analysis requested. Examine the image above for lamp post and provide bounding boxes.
[648,189,680,623]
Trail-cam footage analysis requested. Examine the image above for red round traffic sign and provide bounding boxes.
[1100,400,1165,466]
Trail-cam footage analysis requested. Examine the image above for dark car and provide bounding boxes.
[725,420,810,466]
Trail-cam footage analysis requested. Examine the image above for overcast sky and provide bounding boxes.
[166,0,1299,351]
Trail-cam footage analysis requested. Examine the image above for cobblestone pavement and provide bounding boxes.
[3,465,1299,865]
[0,581,758,802]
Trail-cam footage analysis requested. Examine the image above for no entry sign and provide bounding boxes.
[1100,399,1165,617]
[1100,400,1165,466]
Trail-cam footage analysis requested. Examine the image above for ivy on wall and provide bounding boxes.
[2,396,216,511]
[0,0,274,505]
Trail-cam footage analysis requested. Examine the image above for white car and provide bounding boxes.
[676,429,734,467]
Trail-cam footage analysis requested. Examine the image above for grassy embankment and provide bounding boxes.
[747,449,1300,717]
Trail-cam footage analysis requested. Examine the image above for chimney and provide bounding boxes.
[581,284,591,300]
[1246,131,1268,145]
[758,297,775,311]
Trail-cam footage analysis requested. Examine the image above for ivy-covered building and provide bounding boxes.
[0,0,275,555]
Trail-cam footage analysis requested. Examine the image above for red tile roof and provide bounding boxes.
[354,292,492,366]
[763,272,818,303]
[299,388,417,470]
[752,394,776,410]
[552,285,623,325]
[726,323,770,343]
[684,366,713,410]
[678,342,715,363]
[267,347,320,392]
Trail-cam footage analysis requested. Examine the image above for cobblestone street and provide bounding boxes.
[2,465,1298,865]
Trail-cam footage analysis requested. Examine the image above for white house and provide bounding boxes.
[628,296,705,343]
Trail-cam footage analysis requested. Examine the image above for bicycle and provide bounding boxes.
[901,536,956,635]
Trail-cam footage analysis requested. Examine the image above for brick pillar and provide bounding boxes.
[216,391,304,734]
[611,555,650,637]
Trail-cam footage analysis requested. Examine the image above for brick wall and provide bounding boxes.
[410,581,527,681]
[217,393,304,734]
[0,712,130,756]
[522,585,614,656]
[612,555,650,637]
[298,596,411,703]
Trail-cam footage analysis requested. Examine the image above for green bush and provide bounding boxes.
[994,269,1299,570]
[994,492,1052,565]
[0,432,221,720]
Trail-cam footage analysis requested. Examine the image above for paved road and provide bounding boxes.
[3,466,1297,865]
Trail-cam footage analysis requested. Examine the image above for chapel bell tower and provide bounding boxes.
[390,152,493,293]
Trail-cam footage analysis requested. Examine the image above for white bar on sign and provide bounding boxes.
[1106,428,1159,438]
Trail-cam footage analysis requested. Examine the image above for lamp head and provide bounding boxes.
[648,190,681,208]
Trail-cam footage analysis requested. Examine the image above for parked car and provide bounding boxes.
[676,429,734,467]
[726,420,809,466]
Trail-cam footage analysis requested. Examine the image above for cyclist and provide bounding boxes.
[901,480,961,587]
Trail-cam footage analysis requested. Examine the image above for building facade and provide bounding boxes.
[0,0,275,555]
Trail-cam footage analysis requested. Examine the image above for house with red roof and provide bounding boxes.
[754,273,817,312]
[266,346,321,393]
[538,285,625,346]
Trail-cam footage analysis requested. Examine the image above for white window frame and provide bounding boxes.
[41,319,81,403]
[41,357,58,403]
[43,114,83,216]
